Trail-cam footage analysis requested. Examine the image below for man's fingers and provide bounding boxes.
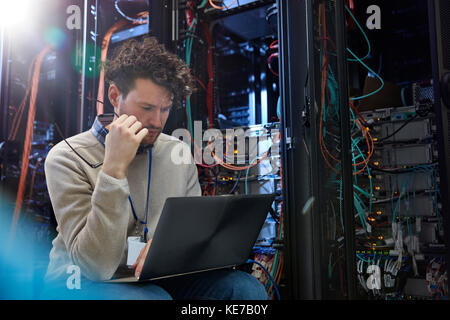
[136,128,149,143]
[122,115,138,128]
[129,121,143,134]
[111,114,146,139]
[114,113,128,124]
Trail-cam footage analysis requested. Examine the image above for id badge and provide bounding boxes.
[127,236,146,267]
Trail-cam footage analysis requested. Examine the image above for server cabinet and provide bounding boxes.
[279,0,450,300]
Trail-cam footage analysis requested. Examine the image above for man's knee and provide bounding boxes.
[229,270,268,300]
[207,270,267,300]
[87,282,174,300]
[140,283,173,300]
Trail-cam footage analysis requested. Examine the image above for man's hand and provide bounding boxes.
[132,239,152,279]
[102,114,148,179]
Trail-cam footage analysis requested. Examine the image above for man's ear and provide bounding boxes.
[108,83,121,109]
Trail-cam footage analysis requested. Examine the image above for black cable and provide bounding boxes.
[368,162,438,174]
[375,114,419,144]
[268,205,279,223]
[368,164,415,174]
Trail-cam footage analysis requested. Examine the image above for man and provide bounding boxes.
[43,36,267,300]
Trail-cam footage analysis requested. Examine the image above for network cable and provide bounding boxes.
[344,5,371,62]
[114,0,148,23]
[246,259,281,300]
[347,48,385,101]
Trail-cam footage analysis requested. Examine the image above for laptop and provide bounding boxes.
[107,193,275,282]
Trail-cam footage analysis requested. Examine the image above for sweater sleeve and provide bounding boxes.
[185,152,202,197]
[44,147,130,281]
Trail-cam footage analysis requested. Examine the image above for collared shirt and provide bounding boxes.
[90,113,151,154]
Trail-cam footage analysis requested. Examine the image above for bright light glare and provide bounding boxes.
[0,0,32,28]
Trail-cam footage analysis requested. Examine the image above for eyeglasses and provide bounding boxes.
[53,121,103,168]
[53,109,120,169]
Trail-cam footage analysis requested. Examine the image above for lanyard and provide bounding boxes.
[128,149,152,242]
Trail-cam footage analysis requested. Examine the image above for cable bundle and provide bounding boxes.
[10,46,52,241]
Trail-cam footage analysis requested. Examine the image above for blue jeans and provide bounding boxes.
[41,269,268,300]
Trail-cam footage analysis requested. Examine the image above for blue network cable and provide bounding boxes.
[247,259,281,300]
[388,164,440,230]
[351,135,374,215]
[354,194,368,235]
[197,0,208,9]
[347,48,385,101]
[412,164,442,228]
[345,5,371,62]
[328,6,372,62]
[356,253,370,263]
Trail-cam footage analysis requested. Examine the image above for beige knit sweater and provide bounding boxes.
[44,130,201,281]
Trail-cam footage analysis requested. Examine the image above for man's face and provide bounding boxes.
[109,78,173,146]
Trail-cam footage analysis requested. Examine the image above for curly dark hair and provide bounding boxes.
[104,36,195,107]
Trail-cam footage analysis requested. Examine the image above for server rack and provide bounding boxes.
[429,0,450,293]
[279,0,450,300]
